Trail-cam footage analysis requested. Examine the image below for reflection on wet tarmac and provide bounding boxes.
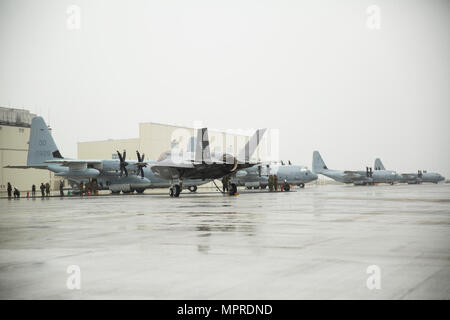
[0,184,449,299]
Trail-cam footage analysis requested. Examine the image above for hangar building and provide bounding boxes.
[78,122,266,163]
[0,107,54,193]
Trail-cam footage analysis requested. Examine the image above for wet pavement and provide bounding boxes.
[0,184,449,299]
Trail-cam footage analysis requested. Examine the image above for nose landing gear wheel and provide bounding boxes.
[174,185,181,197]
[188,185,197,193]
[299,183,305,188]
[283,183,290,191]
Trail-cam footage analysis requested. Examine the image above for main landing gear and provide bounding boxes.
[188,185,197,193]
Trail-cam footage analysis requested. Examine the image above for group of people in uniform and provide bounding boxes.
[267,174,279,191]
[6,182,20,198]
[6,180,65,199]
[78,180,99,196]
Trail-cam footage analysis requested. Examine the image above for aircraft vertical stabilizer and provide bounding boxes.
[374,158,386,170]
[27,116,63,167]
[194,128,211,164]
[312,151,328,174]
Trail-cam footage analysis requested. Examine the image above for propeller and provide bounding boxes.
[136,151,147,178]
[281,160,285,166]
[369,167,373,177]
[366,167,369,178]
[116,150,128,177]
[258,165,262,177]
[288,160,292,165]
[418,170,423,178]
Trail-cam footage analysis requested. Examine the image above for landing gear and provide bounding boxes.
[111,191,120,194]
[299,183,305,188]
[282,183,290,191]
[188,185,197,193]
[136,188,145,194]
[170,184,181,197]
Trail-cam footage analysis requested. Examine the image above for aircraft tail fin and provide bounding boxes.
[374,158,385,170]
[237,128,267,163]
[194,128,211,164]
[312,151,328,174]
[27,116,63,167]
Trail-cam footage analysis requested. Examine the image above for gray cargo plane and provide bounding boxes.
[374,158,445,184]
[151,128,266,197]
[312,151,401,185]
[231,161,317,191]
[5,116,209,193]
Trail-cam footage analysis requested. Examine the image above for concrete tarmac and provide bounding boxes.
[0,184,449,299]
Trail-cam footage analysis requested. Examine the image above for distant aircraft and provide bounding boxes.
[4,116,209,194]
[231,161,317,190]
[151,128,266,197]
[374,158,445,184]
[312,151,401,185]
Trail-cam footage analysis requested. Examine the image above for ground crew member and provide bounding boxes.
[32,184,36,197]
[93,180,98,195]
[222,175,229,192]
[40,183,45,197]
[13,188,20,198]
[59,180,64,197]
[273,175,278,191]
[45,182,50,197]
[79,182,84,196]
[268,175,273,192]
[7,182,12,198]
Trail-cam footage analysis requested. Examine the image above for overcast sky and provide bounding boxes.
[1,0,449,177]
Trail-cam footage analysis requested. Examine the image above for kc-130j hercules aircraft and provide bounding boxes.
[374,158,445,184]
[312,151,402,185]
[5,116,210,194]
[230,161,317,190]
[151,128,267,197]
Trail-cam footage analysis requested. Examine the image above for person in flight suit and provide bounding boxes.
[45,182,50,197]
[40,183,45,197]
[32,184,36,197]
[7,182,12,199]
[59,180,64,197]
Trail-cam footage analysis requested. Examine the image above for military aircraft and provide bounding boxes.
[231,161,317,191]
[4,116,209,193]
[374,158,445,184]
[312,151,402,185]
[151,128,267,197]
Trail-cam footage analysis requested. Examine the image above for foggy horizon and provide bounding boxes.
[1,0,449,178]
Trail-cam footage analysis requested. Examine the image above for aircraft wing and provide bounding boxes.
[44,159,102,166]
[4,165,34,169]
[343,171,364,178]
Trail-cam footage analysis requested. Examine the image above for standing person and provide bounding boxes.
[7,182,12,199]
[32,184,36,197]
[273,175,278,191]
[79,182,84,196]
[40,183,45,197]
[268,175,273,192]
[59,180,64,197]
[45,182,50,197]
[222,175,229,192]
